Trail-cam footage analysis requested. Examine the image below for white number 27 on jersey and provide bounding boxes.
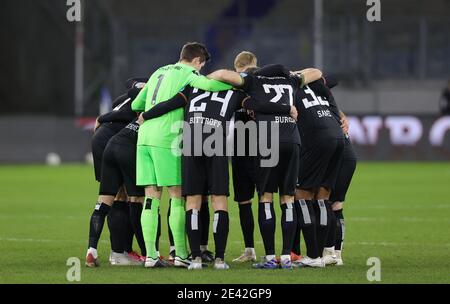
[263,84,294,105]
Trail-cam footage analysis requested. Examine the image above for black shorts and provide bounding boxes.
[182,155,229,196]
[330,138,357,202]
[297,131,345,191]
[92,123,123,182]
[258,143,300,196]
[99,140,144,197]
[231,156,257,202]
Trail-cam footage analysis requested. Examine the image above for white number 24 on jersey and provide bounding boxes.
[189,88,233,117]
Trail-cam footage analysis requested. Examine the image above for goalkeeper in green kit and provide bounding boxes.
[131,42,232,268]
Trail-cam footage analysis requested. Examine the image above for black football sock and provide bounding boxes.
[213,210,229,260]
[122,202,134,253]
[238,203,255,248]
[88,202,111,249]
[186,209,202,259]
[314,199,333,256]
[200,199,210,249]
[296,199,319,258]
[258,202,276,257]
[167,199,175,248]
[107,201,128,253]
[156,210,161,252]
[334,209,345,251]
[325,202,337,248]
[129,203,146,256]
[281,202,297,256]
[292,201,302,255]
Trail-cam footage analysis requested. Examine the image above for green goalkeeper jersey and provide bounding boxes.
[132,62,232,148]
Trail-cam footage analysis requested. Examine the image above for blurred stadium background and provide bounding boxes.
[1,0,449,163]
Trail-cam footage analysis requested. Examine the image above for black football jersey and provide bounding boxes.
[182,86,248,145]
[317,78,341,126]
[110,120,139,146]
[295,80,343,139]
[240,73,301,145]
[98,95,137,126]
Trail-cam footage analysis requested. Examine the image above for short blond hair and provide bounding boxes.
[234,51,257,70]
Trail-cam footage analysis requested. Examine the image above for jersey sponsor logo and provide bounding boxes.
[256,76,287,80]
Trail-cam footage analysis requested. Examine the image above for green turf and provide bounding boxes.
[0,162,449,284]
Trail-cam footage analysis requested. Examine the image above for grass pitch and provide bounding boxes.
[0,162,449,284]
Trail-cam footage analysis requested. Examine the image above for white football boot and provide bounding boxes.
[232,248,257,262]
[174,256,191,268]
[322,247,338,266]
[295,256,325,268]
[110,252,133,266]
[334,250,344,266]
[144,256,168,268]
[188,257,204,270]
[214,258,230,270]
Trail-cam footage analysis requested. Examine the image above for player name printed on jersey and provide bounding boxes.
[188,115,223,128]
[317,110,332,118]
[275,116,296,123]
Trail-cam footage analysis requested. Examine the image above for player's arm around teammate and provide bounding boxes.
[207,67,323,89]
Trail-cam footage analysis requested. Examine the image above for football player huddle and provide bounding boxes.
[85,42,357,270]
